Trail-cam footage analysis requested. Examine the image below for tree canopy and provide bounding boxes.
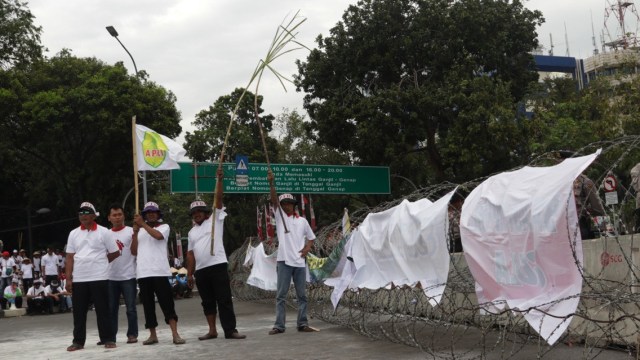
[184,88,279,163]
[296,0,543,183]
[0,0,43,69]
[0,50,182,246]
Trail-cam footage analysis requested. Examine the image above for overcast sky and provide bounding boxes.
[27,0,632,144]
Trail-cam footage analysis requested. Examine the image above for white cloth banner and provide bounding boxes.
[460,151,600,345]
[135,124,186,171]
[328,192,454,307]
[243,242,278,291]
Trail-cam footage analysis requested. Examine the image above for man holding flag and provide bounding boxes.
[132,202,185,345]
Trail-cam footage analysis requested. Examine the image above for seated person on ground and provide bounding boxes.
[2,277,23,309]
[45,279,69,312]
[26,278,52,314]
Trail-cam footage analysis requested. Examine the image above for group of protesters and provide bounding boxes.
[55,167,316,352]
[0,248,71,315]
[0,166,321,352]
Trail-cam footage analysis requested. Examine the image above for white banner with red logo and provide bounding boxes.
[460,150,600,345]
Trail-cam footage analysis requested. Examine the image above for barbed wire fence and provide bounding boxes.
[228,136,640,359]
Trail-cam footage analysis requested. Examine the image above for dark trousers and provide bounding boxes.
[22,278,33,292]
[1,296,22,309]
[71,280,111,346]
[138,277,178,329]
[579,216,596,240]
[27,297,52,314]
[195,263,238,337]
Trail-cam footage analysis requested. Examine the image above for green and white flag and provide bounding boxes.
[135,124,186,171]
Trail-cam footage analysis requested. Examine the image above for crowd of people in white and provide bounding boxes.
[0,247,191,315]
[0,248,71,314]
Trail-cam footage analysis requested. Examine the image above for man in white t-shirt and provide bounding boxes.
[105,204,138,345]
[267,170,318,335]
[186,167,246,341]
[13,249,23,266]
[132,201,185,345]
[44,279,69,312]
[20,257,34,291]
[0,251,16,291]
[32,251,41,279]
[25,278,50,314]
[65,202,120,352]
[57,249,66,273]
[41,248,59,285]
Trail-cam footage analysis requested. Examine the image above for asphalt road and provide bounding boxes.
[0,297,635,359]
[0,297,426,360]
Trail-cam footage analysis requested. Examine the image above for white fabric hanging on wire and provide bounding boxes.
[460,150,600,345]
[243,242,278,291]
[324,191,455,309]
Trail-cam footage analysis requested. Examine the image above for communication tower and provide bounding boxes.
[604,0,640,50]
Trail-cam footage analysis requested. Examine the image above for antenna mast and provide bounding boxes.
[591,10,600,54]
[564,22,571,56]
[604,0,640,50]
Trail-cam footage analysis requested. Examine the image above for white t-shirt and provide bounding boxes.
[275,209,316,267]
[188,209,228,271]
[33,257,41,270]
[41,254,58,276]
[136,223,171,279]
[107,226,137,281]
[0,257,16,278]
[44,284,63,296]
[66,223,119,282]
[21,263,34,279]
[4,285,21,299]
[27,285,46,298]
[57,254,66,269]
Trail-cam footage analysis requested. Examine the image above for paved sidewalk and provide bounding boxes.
[0,298,425,360]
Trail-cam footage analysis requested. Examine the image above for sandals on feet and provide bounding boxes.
[173,336,186,345]
[104,342,116,349]
[142,337,158,345]
[198,333,218,341]
[126,337,138,344]
[66,343,84,352]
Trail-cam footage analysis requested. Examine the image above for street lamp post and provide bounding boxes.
[105,26,138,75]
[106,25,148,205]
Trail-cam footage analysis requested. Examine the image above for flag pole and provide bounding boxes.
[132,116,140,214]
